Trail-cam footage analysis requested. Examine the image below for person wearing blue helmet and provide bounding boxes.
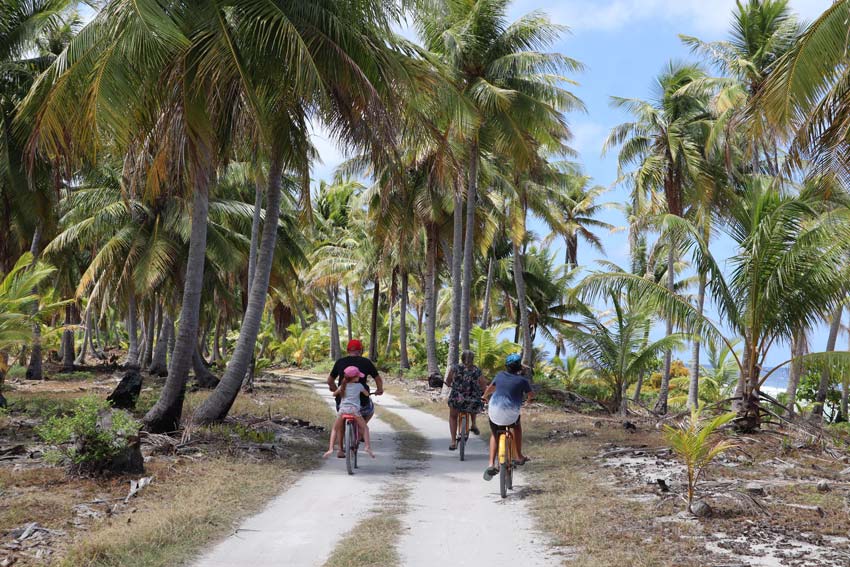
[482,353,533,481]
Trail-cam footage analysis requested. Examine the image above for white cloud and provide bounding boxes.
[512,0,832,35]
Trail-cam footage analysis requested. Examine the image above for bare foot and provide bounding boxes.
[322,449,333,458]
[337,451,345,458]
[367,448,375,458]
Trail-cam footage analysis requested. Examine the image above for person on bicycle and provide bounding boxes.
[482,353,533,481]
[327,339,383,457]
[446,350,487,450]
[323,366,374,458]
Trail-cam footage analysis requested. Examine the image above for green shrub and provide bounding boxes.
[37,396,140,469]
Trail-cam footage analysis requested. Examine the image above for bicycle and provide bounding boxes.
[342,413,360,475]
[496,424,518,498]
[456,410,474,461]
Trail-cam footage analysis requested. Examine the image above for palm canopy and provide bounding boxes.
[582,175,850,426]
[758,0,850,182]
[604,61,714,217]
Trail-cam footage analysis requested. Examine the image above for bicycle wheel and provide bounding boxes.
[499,434,508,498]
[459,414,467,461]
[344,421,354,475]
[353,422,359,469]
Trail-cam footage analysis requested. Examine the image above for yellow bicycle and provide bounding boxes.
[496,424,518,498]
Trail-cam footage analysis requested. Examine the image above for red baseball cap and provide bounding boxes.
[346,339,363,352]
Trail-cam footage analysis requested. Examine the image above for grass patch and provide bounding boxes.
[321,484,410,567]
[375,406,428,461]
[523,411,707,567]
[58,459,299,567]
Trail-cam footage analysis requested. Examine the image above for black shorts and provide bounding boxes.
[489,416,520,436]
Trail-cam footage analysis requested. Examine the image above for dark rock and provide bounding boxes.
[0,392,6,408]
[622,421,637,432]
[656,478,670,492]
[817,480,831,493]
[571,430,587,437]
[105,434,144,475]
[107,370,143,410]
[744,482,766,496]
[690,500,712,517]
[593,421,603,428]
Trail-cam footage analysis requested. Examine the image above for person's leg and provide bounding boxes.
[356,416,374,457]
[471,413,480,434]
[489,431,498,468]
[514,418,527,462]
[324,415,343,458]
[449,406,458,448]
[336,417,346,456]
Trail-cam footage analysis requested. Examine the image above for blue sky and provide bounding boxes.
[311,0,835,367]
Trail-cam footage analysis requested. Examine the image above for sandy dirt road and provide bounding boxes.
[193,375,559,567]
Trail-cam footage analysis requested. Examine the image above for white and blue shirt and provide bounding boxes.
[488,371,532,426]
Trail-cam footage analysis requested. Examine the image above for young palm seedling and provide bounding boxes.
[665,409,736,515]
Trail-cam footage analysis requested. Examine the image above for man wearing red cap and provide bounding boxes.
[327,339,383,457]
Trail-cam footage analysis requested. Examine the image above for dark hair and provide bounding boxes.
[506,361,523,374]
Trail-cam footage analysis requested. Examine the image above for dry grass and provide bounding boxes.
[374,406,428,462]
[321,484,410,567]
[58,459,297,567]
[0,371,335,567]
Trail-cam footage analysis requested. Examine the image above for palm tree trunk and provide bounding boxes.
[654,246,675,415]
[345,286,353,342]
[425,223,440,376]
[785,328,805,417]
[125,293,140,368]
[400,270,410,369]
[211,313,222,363]
[480,254,494,329]
[192,344,218,388]
[75,303,92,366]
[144,163,212,433]
[193,150,284,424]
[149,310,171,377]
[328,288,341,360]
[812,306,842,422]
[565,233,578,269]
[633,372,645,402]
[242,179,264,387]
[447,190,463,375]
[687,273,706,409]
[369,278,380,361]
[26,225,43,380]
[513,239,532,368]
[143,303,157,368]
[61,304,75,371]
[460,145,479,351]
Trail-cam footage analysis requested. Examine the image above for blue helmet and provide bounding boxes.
[505,353,522,367]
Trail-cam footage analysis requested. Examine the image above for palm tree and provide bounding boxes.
[583,176,850,430]
[605,61,714,414]
[0,252,58,406]
[564,289,687,414]
[545,168,613,269]
[414,0,584,353]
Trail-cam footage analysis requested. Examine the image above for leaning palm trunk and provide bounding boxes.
[144,165,212,433]
[655,246,675,415]
[424,223,440,376]
[460,145,478,351]
[211,313,222,363]
[26,225,43,380]
[399,270,410,369]
[446,191,463,377]
[687,274,706,409]
[193,153,284,424]
[125,293,140,368]
[513,240,533,368]
[243,180,263,386]
[812,306,842,422]
[61,304,75,371]
[149,311,171,376]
